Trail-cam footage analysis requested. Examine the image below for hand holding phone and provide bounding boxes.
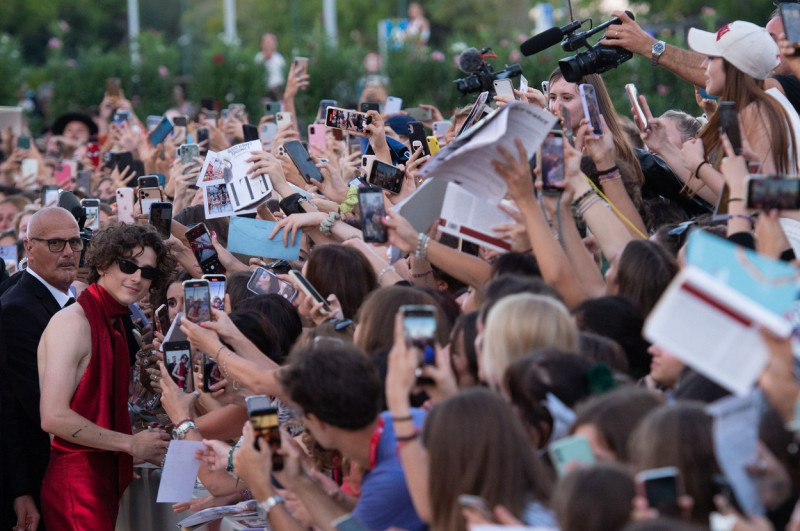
[357,186,388,243]
[718,102,742,155]
[579,84,604,136]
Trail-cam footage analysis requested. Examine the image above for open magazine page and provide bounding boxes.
[438,183,515,252]
[419,102,557,204]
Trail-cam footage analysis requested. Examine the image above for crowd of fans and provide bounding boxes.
[1,4,800,531]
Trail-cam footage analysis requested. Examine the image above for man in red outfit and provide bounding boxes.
[38,223,176,530]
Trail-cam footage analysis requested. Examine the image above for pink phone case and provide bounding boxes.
[116,187,135,223]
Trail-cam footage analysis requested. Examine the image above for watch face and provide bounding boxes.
[653,42,665,54]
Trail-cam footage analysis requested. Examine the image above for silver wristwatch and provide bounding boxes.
[172,421,197,440]
[651,40,666,66]
[257,495,285,520]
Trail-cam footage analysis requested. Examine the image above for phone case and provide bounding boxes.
[625,84,648,131]
[493,79,516,100]
[276,112,293,129]
[308,124,327,157]
[548,434,596,477]
[116,187,135,223]
[579,84,603,136]
[426,136,440,156]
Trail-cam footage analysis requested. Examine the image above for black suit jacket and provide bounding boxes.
[0,271,63,529]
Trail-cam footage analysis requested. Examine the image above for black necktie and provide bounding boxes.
[64,297,76,308]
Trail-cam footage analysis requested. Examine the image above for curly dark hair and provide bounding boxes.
[85,222,177,293]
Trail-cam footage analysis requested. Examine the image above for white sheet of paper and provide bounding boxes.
[438,183,515,253]
[644,266,792,395]
[156,440,206,503]
[706,392,764,516]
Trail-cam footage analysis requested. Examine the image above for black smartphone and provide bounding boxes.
[149,115,174,147]
[745,175,800,210]
[201,97,215,111]
[245,395,283,470]
[131,160,146,179]
[155,303,170,335]
[138,175,160,189]
[718,101,742,155]
[360,102,380,113]
[114,151,134,173]
[579,84,604,136]
[406,121,430,156]
[172,115,188,128]
[637,467,681,519]
[400,304,437,385]
[284,140,324,183]
[196,127,209,149]
[288,270,332,312]
[163,340,192,392]
[149,202,173,239]
[242,123,259,142]
[80,198,101,231]
[202,353,223,393]
[185,223,226,274]
[183,278,211,323]
[203,274,227,311]
[357,186,388,243]
[782,3,800,48]
[368,160,404,195]
[538,128,565,191]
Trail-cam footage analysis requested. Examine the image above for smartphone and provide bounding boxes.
[361,154,377,178]
[541,80,550,98]
[289,270,332,312]
[246,267,298,302]
[276,112,293,130]
[148,202,173,239]
[204,274,227,311]
[54,163,72,188]
[636,467,682,518]
[163,341,193,392]
[259,122,278,147]
[405,107,434,122]
[406,121,430,156]
[196,127,210,154]
[718,101,742,155]
[357,186,388,243]
[1,245,18,270]
[245,395,283,469]
[81,198,101,231]
[360,102,380,114]
[201,97,215,111]
[179,143,200,166]
[781,3,800,47]
[114,151,134,174]
[138,187,163,216]
[426,136,440,156]
[745,175,800,210]
[116,187,134,223]
[228,104,246,121]
[457,495,494,521]
[538,129,565,191]
[106,77,122,97]
[113,109,130,124]
[240,123,258,142]
[519,74,529,94]
[697,86,719,101]
[368,160,404,194]
[74,169,91,193]
[625,84,648,132]
[319,99,337,119]
[136,175,158,189]
[579,84,603,136]
[185,223,226,274]
[183,278,211,323]
[149,116,174,147]
[16,137,30,150]
[42,185,60,207]
[547,434,596,477]
[560,104,574,146]
[432,120,451,138]
[385,96,403,115]
[264,102,282,116]
[204,110,218,127]
[325,107,369,134]
[21,158,38,185]
[155,303,170,335]
[308,124,327,157]
[400,304,437,384]
[284,140,324,183]
[202,353,223,393]
[293,56,309,76]
[493,79,516,100]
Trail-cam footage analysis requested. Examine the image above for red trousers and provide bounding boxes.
[41,450,122,531]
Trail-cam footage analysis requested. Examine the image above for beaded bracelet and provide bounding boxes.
[577,195,604,218]
[572,188,596,207]
[338,186,359,214]
[214,344,227,362]
[227,445,236,473]
[415,233,430,260]
[378,265,396,283]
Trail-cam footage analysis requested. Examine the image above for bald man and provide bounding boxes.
[0,207,81,531]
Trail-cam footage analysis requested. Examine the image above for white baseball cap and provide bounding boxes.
[687,20,780,80]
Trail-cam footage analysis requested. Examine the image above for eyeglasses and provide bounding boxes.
[118,259,160,280]
[30,237,84,253]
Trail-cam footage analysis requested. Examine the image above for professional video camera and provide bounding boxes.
[454,47,523,96]
[520,12,635,83]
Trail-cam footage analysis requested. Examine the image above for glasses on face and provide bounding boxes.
[30,237,84,253]
[118,259,160,280]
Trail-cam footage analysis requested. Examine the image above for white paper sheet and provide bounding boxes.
[706,392,764,516]
[156,440,206,503]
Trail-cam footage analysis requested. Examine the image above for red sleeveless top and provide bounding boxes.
[52,283,133,493]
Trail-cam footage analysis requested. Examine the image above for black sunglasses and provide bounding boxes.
[118,259,160,280]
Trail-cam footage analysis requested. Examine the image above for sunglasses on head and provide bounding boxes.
[118,259,160,280]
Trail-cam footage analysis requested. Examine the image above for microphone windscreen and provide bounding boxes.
[458,48,485,73]
[520,27,564,57]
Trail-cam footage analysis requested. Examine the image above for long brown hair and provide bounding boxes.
[423,388,553,531]
[699,59,797,173]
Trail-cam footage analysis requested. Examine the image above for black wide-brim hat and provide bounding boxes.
[51,112,98,136]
